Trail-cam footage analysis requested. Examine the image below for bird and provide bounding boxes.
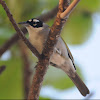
[18,18,90,96]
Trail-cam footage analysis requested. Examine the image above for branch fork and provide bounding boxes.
[60,0,80,19]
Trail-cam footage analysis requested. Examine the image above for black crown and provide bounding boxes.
[27,18,43,28]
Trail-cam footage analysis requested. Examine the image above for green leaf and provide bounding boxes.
[0,5,7,18]
[62,11,92,45]
[78,0,100,13]
[0,27,15,46]
[0,27,14,39]
[0,57,23,99]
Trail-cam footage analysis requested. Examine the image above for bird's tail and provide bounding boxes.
[69,72,90,96]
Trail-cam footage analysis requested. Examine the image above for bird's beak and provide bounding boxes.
[18,21,29,27]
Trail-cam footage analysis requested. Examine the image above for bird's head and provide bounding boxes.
[19,18,43,27]
[18,18,49,33]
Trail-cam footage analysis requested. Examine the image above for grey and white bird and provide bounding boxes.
[19,18,90,96]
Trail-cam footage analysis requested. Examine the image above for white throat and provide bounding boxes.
[26,24,49,54]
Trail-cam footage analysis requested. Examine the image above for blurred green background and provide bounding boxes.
[0,0,100,99]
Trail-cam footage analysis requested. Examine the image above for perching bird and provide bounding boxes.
[19,18,90,96]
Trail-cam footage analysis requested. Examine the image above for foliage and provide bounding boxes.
[0,57,23,99]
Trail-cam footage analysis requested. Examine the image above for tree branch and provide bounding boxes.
[0,5,58,57]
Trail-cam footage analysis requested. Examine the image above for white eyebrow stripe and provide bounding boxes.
[33,19,39,22]
[28,19,32,22]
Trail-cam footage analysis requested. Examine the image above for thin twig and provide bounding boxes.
[0,5,58,57]
[0,65,6,75]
